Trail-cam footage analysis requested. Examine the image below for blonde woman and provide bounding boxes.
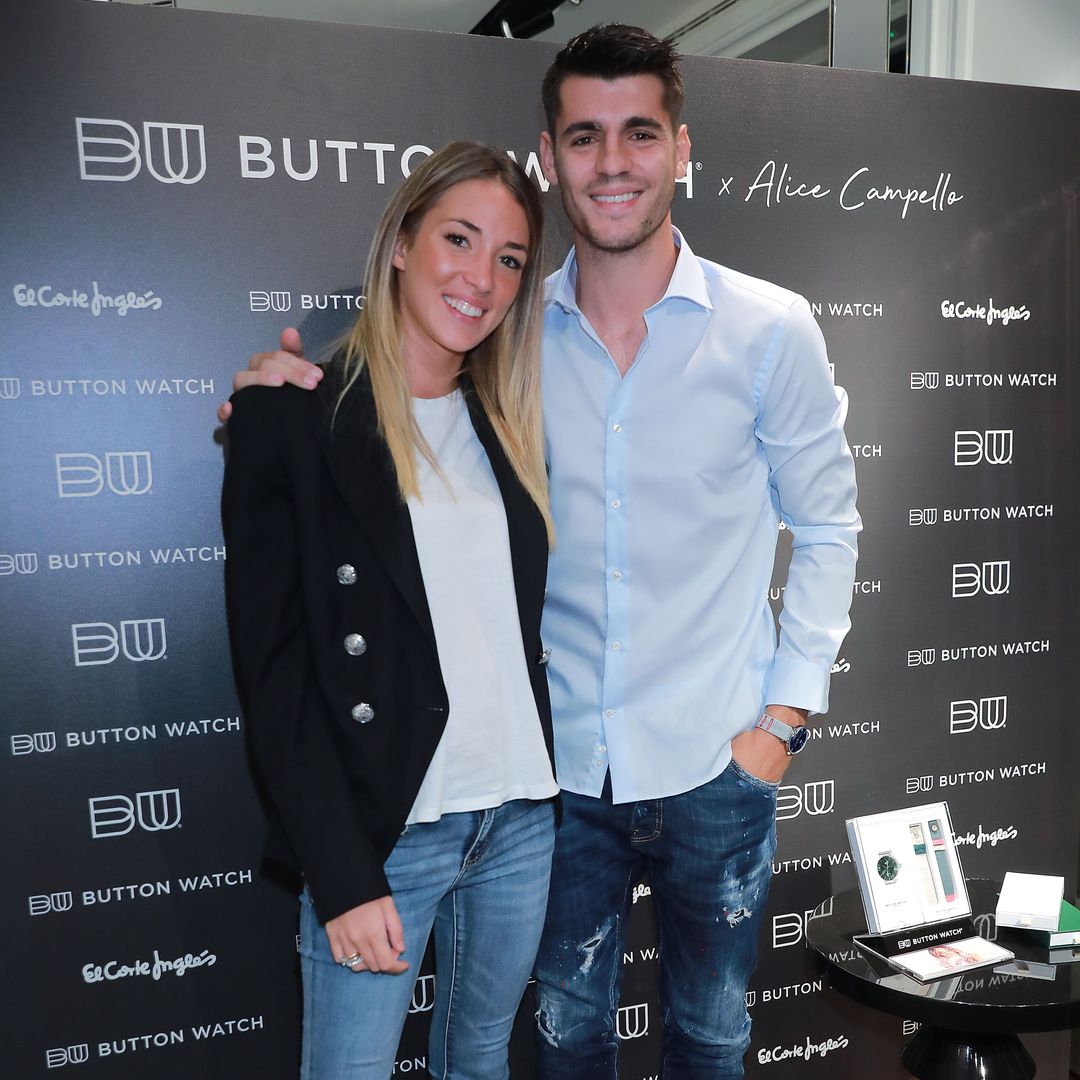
[222,142,557,1080]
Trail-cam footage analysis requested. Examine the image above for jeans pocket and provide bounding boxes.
[728,757,780,793]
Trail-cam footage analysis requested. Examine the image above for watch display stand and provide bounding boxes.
[846,802,1014,982]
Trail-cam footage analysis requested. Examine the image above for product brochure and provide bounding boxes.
[884,935,1013,982]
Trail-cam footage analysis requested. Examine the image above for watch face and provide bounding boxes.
[877,854,901,882]
[788,725,810,754]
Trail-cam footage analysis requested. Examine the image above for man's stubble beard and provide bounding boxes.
[559,175,677,257]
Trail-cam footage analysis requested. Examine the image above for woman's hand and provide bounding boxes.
[325,895,409,975]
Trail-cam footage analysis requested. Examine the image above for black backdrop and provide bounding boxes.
[2,2,1078,1076]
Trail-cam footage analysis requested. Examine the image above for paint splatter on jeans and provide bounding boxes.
[534,760,776,1079]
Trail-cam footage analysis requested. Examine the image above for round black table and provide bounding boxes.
[806,880,1080,1079]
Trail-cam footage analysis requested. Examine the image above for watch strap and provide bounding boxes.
[754,712,809,754]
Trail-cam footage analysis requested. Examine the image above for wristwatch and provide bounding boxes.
[753,712,810,755]
[876,851,901,883]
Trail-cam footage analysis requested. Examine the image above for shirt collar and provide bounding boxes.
[546,225,713,315]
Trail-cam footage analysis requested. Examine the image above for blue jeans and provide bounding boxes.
[533,761,776,1079]
[299,799,555,1080]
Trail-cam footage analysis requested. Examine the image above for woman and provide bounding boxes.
[222,142,557,1079]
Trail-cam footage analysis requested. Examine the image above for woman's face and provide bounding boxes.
[393,177,530,377]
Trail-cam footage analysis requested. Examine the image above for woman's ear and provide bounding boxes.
[392,232,408,272]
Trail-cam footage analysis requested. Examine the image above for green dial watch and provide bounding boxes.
[876,852,901,883]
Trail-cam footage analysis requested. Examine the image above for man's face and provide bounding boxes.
[540,74,690,255]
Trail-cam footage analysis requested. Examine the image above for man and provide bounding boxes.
[223,25,859,1078]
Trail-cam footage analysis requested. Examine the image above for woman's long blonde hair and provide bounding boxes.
[336,141,553,546]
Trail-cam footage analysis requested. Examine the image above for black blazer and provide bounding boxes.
[222,366,554,925]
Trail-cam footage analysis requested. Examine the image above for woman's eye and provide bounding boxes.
[500,255,523,271]
[445,232,468,247]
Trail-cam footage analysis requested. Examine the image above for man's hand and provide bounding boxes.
[730,705,808,784]
[325,894,409,975]
[216,327,322,423]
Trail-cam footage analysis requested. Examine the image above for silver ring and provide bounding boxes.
[338,952,362,968]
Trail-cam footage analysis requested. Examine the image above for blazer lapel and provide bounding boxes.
[318,369,437,651]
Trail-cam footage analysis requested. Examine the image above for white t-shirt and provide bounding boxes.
[405,389,557,824]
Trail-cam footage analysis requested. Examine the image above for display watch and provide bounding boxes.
[753,712,810,755]
[876,851,901,883]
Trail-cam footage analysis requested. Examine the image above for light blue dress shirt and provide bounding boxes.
[540,229,861,803]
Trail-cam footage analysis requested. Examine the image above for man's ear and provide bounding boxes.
[675,124,691,179]
[539,131,559,187]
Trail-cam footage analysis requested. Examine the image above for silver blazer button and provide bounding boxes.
[539,647,552,665]
[351,703,375,724]
[336,564,357,585]
[343,633,367,656]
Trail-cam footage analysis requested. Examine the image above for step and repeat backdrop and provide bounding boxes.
[2,1,1078,1077]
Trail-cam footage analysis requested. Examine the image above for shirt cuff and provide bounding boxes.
[763,655,832,716]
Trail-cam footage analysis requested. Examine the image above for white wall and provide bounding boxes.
[910,0,1080,90]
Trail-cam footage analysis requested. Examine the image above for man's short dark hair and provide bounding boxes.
[541,24,684,137]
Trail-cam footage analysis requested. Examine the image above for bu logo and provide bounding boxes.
[952,561,1011,598]
[616,1003,649,1040]
[902,1021,920,1037]
[973,913,997,941]
[910,371,939,389]
[744,991,756,1008]
[775,779,834,821]
[71,619,167,666]
[250,291,292,312]
[11,731,57,755]
[0,376,21,399]
[76,118,206,184]
[89,788,182,838]
[907,648,935,667]
[772,910,810,949]
[409,974,435,1013]
[46,1045,90,1069]
[950,696,1008,734]
[954,429,1013,466]
[0,552,38,574]
[29,891,74,916]
[55,451,153,497]
[906,776,934,794]
[908,508,937,526]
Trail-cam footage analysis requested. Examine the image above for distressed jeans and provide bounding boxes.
[299,799,555,1080]
[533,760,777,1079]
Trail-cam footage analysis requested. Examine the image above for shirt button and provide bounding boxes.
[612,423,622,433]
[604,709,615,719]
[598,744,607,753]
[610,498,621,509]
[351,703,375,724]
[611,641,622,651]
[611,569,622,580]
[336,564,357,585]
[343,633,367,656]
